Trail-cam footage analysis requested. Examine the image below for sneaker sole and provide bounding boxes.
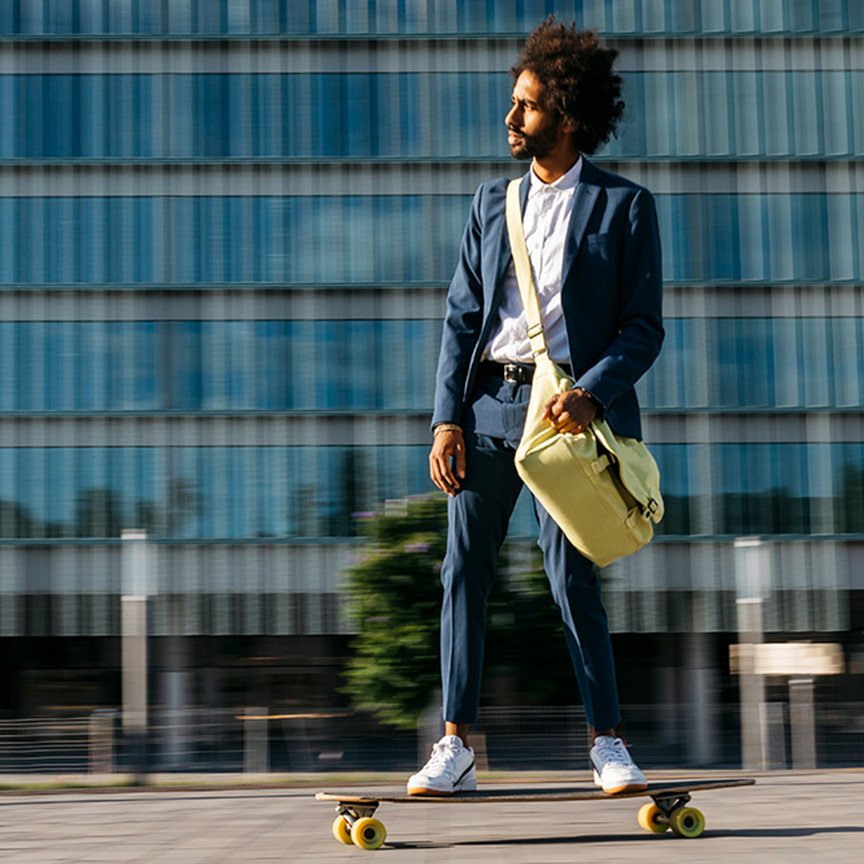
[407,781,477,797]
[592,770,648,795]
[601,781,649,795]
[406,787,453,796]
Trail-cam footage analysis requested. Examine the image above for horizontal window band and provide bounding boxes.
[0,413,862,445]
[0,406,862,419]
[0,282,863,294]
[3,163,864,195]
[0,284,438,297]
[2,67,864,161]
[0,193,859,284]
[1,284,864,330]
[0,34,862,67]
[1,156,863,166]
[0,534,861,547]
[0,441,863,542]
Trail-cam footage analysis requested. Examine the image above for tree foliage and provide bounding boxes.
[342,497,448,729]
[342,496,581,730]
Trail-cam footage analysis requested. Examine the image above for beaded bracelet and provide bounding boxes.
[433,423,463,436]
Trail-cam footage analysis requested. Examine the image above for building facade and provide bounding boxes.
[0,0,863,761]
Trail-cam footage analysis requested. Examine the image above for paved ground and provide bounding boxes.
[0,771,862,863]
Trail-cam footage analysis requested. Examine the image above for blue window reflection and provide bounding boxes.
[4,71,864,161]
[0,319,442,413]
[639,316,864,410]
[2,2,863,38]
[1,443,862,541]
[0,446,435,540]
[4,316,864,415]
[2,193,863,286]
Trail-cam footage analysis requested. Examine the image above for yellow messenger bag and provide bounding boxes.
[505,178,664,567]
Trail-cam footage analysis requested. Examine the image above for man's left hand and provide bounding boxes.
[542,388,597,435]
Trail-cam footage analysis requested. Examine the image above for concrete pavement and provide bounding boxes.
[0,771,862,863]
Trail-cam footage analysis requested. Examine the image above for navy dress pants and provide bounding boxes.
[440,370,622,731]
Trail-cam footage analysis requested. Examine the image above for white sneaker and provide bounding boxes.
[407,735,477,795]
[590,735,648,794]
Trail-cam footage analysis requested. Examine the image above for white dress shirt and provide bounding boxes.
[484,156,582,364]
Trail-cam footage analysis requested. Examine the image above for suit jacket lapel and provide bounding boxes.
[519,171,530,212]
[491,171,531,306]
[560,161,601,291]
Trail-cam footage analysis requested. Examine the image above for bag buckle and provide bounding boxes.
[646,498,659,516]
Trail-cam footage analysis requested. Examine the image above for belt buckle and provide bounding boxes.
[502,363,521,384]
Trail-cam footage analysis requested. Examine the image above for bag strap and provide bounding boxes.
[505,178,549,360]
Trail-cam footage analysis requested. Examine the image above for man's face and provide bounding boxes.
[505,69,564,160]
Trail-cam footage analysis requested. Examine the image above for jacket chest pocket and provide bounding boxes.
[585,232,615,256]
[582,232,618,278]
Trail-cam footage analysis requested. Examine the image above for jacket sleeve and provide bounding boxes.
[431,184,487,428]
[574,187,664,414]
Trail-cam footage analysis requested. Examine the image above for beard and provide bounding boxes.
[507,121,561,160]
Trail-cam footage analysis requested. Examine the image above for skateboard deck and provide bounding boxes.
[317,777,755,850]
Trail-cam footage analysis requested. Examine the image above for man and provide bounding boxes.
[407,19,664,797]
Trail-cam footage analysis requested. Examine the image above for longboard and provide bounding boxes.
[317,777,756,850]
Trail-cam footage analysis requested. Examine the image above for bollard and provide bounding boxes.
[121,529,151,780]
[89,709,117,774]
[789,678,817,769]
[244,707,269,773]
[734,537,770,771]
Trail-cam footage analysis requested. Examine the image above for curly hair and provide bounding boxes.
[511,18,625,155]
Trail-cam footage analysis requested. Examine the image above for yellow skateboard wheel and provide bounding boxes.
[669,806,706,838]
[637,802,669,833]
[332,815,353,845]
[351,816,387,850]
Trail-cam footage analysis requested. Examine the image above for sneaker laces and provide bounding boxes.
[594,736,634,767]
[423,739,463,776]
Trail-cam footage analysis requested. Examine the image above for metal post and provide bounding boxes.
[789,677,817,769]
[162,589,191,770]
[89,709,117,774]
[163,670,189,769]
[122,529,151,779]
[686,632,718,766]
[734,537,770,770]
[244,707,269,773]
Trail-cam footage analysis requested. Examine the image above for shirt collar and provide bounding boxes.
[528,155,583,197]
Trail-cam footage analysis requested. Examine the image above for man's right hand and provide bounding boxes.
[429,430,467,496]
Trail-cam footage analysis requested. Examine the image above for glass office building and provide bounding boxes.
[1,1,862,724]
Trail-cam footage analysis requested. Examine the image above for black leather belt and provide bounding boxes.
[480,360,572,385]
[480,361,535,384]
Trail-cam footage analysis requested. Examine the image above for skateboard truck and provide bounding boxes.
[331,802,387,851]
[638,791,706,838]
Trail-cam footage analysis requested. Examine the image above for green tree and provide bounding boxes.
[343,496,583,729]
[342,497,446,730]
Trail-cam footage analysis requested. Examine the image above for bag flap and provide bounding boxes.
[591,420,665,523]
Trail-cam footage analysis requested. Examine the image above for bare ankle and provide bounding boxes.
[445,721,470,748]
[591,728,618,744]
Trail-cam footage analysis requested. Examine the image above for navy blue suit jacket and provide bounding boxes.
[432,159,664,441]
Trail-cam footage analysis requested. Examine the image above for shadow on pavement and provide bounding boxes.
[386,824,864,850]
[707,826,864,838]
